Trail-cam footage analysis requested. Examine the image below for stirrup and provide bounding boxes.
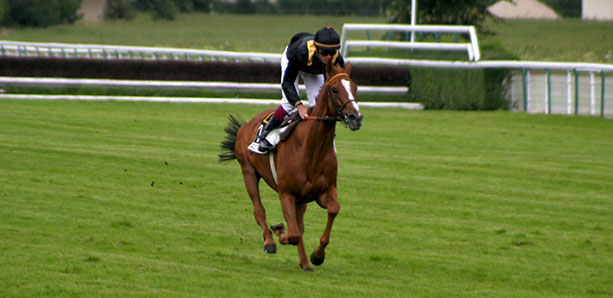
[248,139,273,154]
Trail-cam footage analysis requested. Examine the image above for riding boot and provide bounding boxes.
[248,115,282,154]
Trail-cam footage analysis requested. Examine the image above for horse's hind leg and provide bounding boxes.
[311,187,340,266]
[240,163,276,253]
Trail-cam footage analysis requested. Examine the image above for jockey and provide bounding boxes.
[248,25,345,154]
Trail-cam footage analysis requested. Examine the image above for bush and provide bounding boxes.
[541,0,581,18]
[135,0,178,20]
[104,0,137,20]
[409,40,516,110]
[151,0,177,19]
[192,0,211,12]
[173,0,193,12]
[2,0,82,27]
[0,0,6,23]
[385,0,494,32]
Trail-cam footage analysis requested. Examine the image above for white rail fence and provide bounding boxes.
[341,23,481,61]
[0,40,281,62]
[0,77,407,94]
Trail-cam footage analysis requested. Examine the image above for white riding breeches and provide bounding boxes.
[280,47,325,113]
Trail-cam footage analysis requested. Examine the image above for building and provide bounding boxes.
[582,0,613,20]
[487,0,560,20]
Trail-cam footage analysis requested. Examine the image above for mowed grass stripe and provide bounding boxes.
[1,99,611,297]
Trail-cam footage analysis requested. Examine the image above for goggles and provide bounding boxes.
[318,48,337,57]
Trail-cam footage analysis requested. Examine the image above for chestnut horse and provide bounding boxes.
[219,61,362,271]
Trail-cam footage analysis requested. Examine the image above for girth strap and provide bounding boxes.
[269,152,278,185]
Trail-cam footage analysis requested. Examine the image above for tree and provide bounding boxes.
[384,0,495,32]
[2,0,82,27]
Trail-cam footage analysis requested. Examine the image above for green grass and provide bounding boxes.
[483,18,613,63]
[1,13,611,63]
[1,98,612,296]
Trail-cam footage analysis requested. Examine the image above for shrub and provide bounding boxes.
[385,0,494,32]
[173,0,193,12]
[541,0,581,17]
[104,0,137,20]
[0,0,6,23]
[3,0,82,27]
[409,40,516,110]
[192,0,211,12]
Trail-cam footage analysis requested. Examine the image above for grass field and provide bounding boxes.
[1,98,611,296]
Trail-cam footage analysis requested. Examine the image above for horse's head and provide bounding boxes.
[323,61,363,131]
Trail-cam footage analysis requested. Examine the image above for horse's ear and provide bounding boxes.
[344,61,352,76]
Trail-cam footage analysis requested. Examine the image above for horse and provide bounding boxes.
[219,61,362,271]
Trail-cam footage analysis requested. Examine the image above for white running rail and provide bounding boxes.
[340,23,481,61]
[0,40,281,62]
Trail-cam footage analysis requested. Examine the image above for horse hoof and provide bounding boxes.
[310,252,325,266]
[301,265,314,272]
[270,223,285,233]
[264,244,277,254]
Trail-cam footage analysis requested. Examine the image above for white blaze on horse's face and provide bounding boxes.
[341,79,360,113]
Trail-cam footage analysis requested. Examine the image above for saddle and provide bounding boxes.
[261,107,312,148]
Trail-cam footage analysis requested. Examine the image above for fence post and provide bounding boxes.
[567,71,572,114]
[601,71,606,117]
[521,68,528,112]
[574,69,579,115]
[546,69,551,114]
[590,72,596,115]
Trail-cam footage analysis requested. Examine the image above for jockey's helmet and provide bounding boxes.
[314,26,340,51]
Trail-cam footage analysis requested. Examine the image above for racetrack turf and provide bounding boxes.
[1,99,611,297]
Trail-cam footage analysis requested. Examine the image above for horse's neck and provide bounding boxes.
[302,93,336,158]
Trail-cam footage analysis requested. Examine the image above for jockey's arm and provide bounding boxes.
[281,64,302,107]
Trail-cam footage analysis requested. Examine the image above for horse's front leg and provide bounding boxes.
[311,187,339,266]
[273,192,301,245]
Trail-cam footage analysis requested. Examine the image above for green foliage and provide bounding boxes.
[408,40,517,111]
[104,0,137,20]
[411,67,507,110]
[541,0,581,17]
[276,0,384,16]
[384,0,494,32]
[173,0,193,12]
[134,0,179,19]
[2,0,82,27]
[0,0,6,22]
[150,0,177,20]
[191,0,211,12]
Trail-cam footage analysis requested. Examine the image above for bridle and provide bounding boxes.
[306,72,356,122]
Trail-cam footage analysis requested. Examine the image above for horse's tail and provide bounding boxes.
[219,114,245,162]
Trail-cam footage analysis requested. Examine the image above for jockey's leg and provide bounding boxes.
[248,107,285,154]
